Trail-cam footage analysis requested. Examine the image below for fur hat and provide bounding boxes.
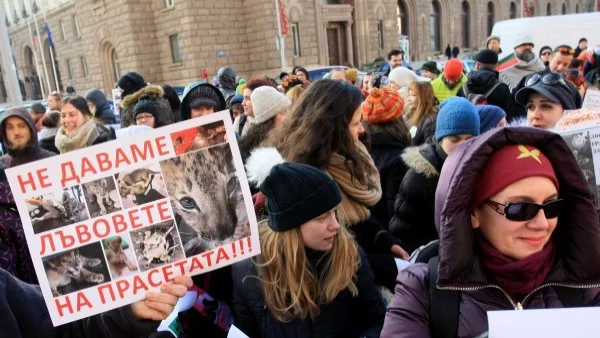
[444,59,464,82]
[250,86,291,124]
[362,87,404,124]
[435,97,480,142]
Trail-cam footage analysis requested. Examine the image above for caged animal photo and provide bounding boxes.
[82,177,122,218]
[115,165,167,209]
[160,143,250,257]
[103,234,139,279]
[130,221,185,272]
[43,242,110,297]
[26,186,89,234]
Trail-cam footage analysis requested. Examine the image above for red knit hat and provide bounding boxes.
[473,145,559,207]
[361,87,404,124]
[444,59,464,81]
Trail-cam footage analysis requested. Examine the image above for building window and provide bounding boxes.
[291,23,301,57]
[325,0,341,4]
[169,34,182,63]
[509,1,517,19]
[80,56,88,77]
[166,0,175,7]
[461,1,470,48]
[430,1,441,51]
[547,3,552,15]
[562,3,567,14]
[111,49,120,80]
[397,0,409,37]
[60,19,66,40]
[377,21,384,49]
[487,2,495,35]
[66,59,74,80]
[73,16,81,37]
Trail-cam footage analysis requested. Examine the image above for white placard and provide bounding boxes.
[228,325,250,338]
[582,89,600,110]
[5,111,260,326]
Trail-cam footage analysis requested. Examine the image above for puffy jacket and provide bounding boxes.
[232,247,385,338]
[120,85,177,128]
[366,128,410,227]
[456,68,517,122]
[382,127,600,338]
[431,75,467,103]
[411,115,436,146]
[389,143,446,253]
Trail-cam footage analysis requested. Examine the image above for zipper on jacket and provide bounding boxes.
[438,282,600,310]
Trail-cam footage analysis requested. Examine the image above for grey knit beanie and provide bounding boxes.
[250,86,291,124]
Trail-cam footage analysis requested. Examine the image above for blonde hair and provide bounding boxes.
[251,220,359,322]
[406,81,439,127]
[285,85,306,107]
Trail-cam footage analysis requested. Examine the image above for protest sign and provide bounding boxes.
[557,123,600,210]
[582,88,600,110]
[488,307,600,337]
[5,111,259,326]
[112,88,122,115]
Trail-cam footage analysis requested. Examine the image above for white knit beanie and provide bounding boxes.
[388,67,418,88]
[251,86,292,124]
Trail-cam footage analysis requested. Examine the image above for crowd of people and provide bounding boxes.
[0,29,600,337]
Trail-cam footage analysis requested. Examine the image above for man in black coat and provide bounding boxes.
[457,49,518,121]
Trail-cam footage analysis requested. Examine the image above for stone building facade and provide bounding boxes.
[0,0,595,101]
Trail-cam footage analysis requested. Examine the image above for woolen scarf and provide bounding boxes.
[325,142,382,226]
[476,233,556,298]
[55,119,99,154]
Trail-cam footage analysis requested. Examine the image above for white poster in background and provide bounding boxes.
[558,124,600,210]
[488,307,600,337]
[582,88,600,110]
[111,88,122,115]
[5,111,260,326]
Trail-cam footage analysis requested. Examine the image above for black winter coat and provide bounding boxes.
[457,68,516,120]
[389,143,446,254]
[367,130,410,227]
[232,248,385,338]
[411,116,436,146]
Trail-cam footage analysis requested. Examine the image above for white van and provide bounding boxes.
[491,13,600,59]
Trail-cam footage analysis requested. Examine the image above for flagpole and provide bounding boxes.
[42,10,59,92]
[26,17,45,98]
[0,3,22,104]
[275,0,286,71]
[32,10,51,94]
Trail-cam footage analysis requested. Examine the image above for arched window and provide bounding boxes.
[546,3,552,15]
[509,1,517,19]
[487,2,495,36]
[461,1,470,48]
[562,3,567,14]
[111,49,120,82]
[430,1,441,51]
[398,0,409,37]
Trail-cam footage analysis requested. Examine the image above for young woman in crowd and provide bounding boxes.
[38,111,61,154]
[405,81,439,145]
[55,96,115,153]
[234,161,385,337]
[132,94,170,129]
[382,126,600,337]
[390,97,480,254]
[515,73,582,130]
[233,78,274,138]
[361,87,411,227]
[271,79,407,290]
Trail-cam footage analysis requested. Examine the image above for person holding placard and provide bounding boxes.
[515,73,582,129]
[233,161,385,337]
[381,127,600,337]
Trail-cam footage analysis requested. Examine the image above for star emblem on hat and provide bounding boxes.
[516,145,542,164]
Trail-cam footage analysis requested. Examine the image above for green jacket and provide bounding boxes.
[431,74,467,103]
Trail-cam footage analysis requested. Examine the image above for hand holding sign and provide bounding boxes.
[131,275,193,321]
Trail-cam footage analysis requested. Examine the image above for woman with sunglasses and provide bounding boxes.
[381,127,600,337]
[515,72,582,129]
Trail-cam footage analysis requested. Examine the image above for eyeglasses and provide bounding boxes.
[485,199,564,222]
[557,47,575,55]
[525,73,569,88]
[135,115,154,122]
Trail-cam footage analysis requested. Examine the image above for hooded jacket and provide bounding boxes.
[389,143,447,253]
[382,127,600,337]
[457,68,517,121]
[86,89,116,125]
[120,86,177,128]
[0,108,55,168]
[180,82,226,121]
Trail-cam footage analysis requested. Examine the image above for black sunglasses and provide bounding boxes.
[525,73,566,87]
[485,199,564,222]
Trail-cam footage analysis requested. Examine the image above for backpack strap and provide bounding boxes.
[428,256,460,338]
[555,287,585,308]
[461,83,470,96]
[484,81,502,99]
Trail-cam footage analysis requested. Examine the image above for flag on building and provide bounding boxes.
[498,53,519,72]
[278,0,288,36]
[45,23,54,48]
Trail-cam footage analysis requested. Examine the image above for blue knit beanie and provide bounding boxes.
[477,105,506,133]
[435,97,480,142]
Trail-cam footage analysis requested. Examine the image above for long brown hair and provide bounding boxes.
[406,81,439,127]
[274,79,371,184]
[252,220,359,322]
[365,118,412,148]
